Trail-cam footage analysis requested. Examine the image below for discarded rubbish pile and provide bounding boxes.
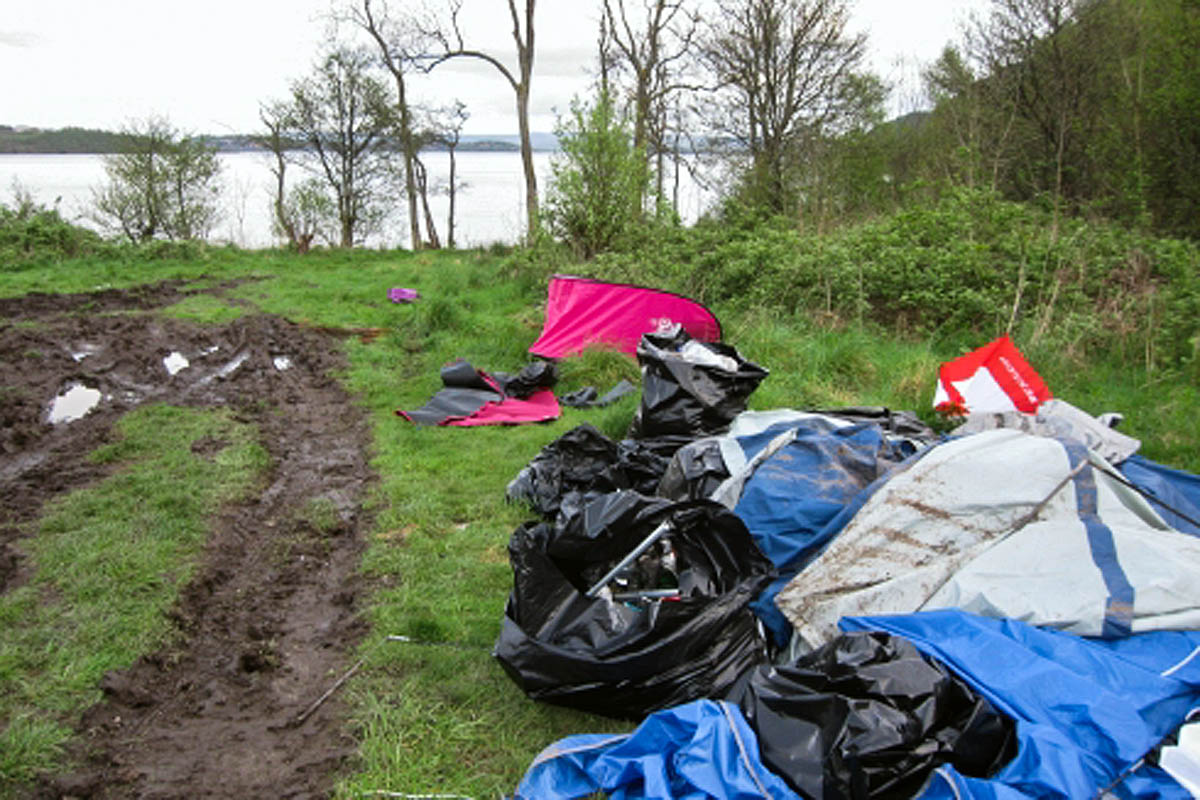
[498,328,1200,798]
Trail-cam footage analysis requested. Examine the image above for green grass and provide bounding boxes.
[1,242,1197,798]
[0,405,266,791]
[160,292,249,325]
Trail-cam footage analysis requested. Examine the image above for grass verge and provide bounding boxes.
[0,405,266,791]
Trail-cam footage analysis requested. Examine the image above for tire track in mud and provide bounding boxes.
[0,282,376,798]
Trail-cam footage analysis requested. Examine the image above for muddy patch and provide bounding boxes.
[0,280,375,798]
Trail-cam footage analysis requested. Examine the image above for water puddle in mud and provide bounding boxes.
[218,350,249,378]
[72,344,100,362]
[48,383,102,424]
[163,351,190,375]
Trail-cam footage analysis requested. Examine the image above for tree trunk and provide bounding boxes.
[516,82,539,236]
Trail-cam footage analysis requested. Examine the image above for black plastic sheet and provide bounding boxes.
[494,491,775,719]
[730,631,1017,799]
[506,424,671,522]
[629,329,768,440]
[399,359,502,425]
[657,438,730,502]
[494,360,559,399]
[560,379,637,409]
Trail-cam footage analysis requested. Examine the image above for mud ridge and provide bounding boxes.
[0,281,376,799]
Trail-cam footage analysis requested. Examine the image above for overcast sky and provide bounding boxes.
[3,0,987,136]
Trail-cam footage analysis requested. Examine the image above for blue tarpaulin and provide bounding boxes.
[1120,454,1200,537]
[841,610,1200,799]
[511,699,800,800]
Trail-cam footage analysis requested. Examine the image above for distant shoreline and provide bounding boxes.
[0,126,559,155]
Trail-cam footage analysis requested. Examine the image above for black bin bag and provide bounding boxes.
[494,491,775,719]
[505,423,670,523]
[729,631,1017,799]
[629,328,768,440]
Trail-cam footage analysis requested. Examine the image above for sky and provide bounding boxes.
[2,0,988,137]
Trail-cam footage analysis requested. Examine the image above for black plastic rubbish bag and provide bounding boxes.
[505,424,672,522]
[657,437,731,502]
[729,631,1017,799]
[494,491,775,719]
[494,360,558,399]
[629,329,768,440]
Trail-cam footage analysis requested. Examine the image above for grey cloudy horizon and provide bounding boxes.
[2,0,986,137]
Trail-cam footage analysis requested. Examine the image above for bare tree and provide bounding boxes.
[258,102,315,253]
[697,0,868,214]
[350,0,437,250]
[287,45,396,247]
[601,0,699,204]
[91,116,222,242]
[966,0,1101,235]
[426,100,470,248]
[428,0,539,238]
[923,45,1019,192]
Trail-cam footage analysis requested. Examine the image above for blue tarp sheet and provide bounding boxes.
[1120,454,1200,537]
[841,610,1200,799]
[511,699,800,800]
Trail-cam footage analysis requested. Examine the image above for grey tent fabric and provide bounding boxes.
[952,398,1141,465]
[776,428,1200,649]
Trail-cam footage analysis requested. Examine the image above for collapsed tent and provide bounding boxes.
[396,359,560,427]
[528,274,722,359]
[657,409,934,646]
[933,335,1052,415]
[776,428,1200,649]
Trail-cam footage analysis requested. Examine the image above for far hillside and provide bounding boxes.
[0,125,550,154]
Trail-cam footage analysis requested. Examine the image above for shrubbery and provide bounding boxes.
[0,189,108,268]
[533,186,1198,375]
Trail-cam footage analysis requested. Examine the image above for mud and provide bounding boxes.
[0,281,376,798]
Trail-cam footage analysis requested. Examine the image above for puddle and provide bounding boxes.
[163,351,190,375]
[72,343,100,362]
[272,355,293,371]
[217,350,249,379]
[48,383,102,424]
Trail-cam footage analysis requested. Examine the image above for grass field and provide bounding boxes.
[1,245,1197,797]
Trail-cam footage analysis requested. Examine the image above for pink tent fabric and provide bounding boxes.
[528,275,721,359]
[445,389,560,427]
[933,335,1052,415]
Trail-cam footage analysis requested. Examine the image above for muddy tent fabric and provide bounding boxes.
[528,275,722,359]
[933,335,1052,415]
[841,610,1200,799]
[512,699,802,800]
[659,410,929,646]
[777,428,1200,649]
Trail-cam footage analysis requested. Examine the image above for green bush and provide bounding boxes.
[0,191,108,268]
[569,186,1200,374]
[543,91,653,260]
